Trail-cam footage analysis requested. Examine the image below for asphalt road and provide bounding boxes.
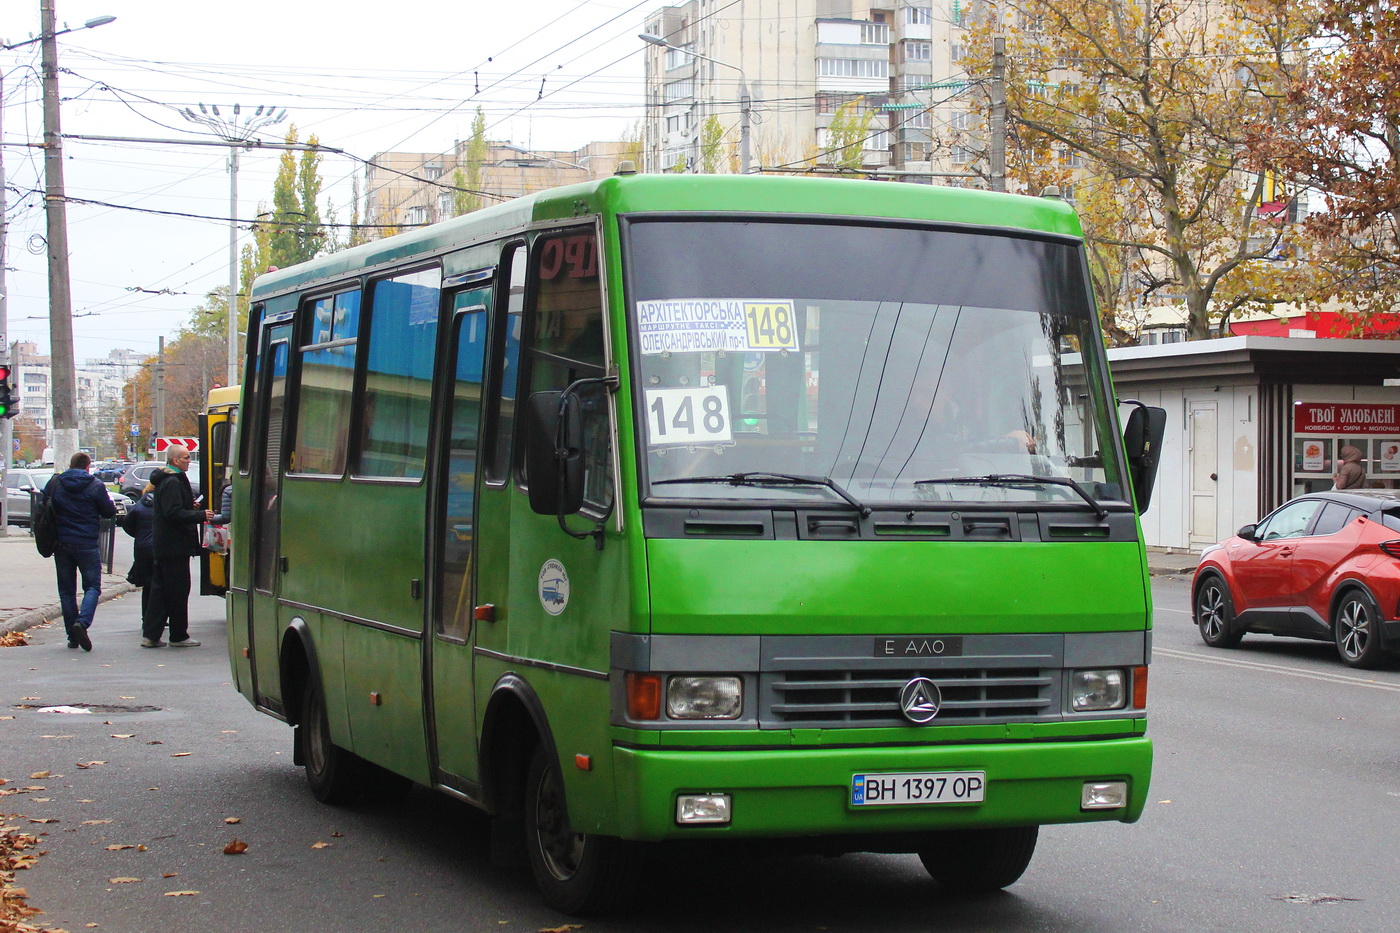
[4,575,1399,932]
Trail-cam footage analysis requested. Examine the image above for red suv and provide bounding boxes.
[1192,490,1400,668]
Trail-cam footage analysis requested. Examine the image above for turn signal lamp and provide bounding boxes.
[1132,666,1148,710]
[626,673,662,720]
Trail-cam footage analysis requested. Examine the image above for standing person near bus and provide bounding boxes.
[143,444,213,648]
[121,483,157,623]
[44,451,116,651]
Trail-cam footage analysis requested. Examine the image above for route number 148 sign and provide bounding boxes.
[645,387,732,446]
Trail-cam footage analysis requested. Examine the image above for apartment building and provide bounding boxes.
[363,140,629,231]
[641,1,983,179]
[8,342,136,452]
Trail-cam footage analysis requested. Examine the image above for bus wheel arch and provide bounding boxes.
[279,618,317,731]
[480,675,555,818]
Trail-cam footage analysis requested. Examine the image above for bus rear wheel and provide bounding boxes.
[301,678,367,805]
[918,826,1038,893]
[524,744,636,915]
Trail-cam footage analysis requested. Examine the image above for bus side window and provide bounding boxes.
[357,267,441,479]
[522,230,612,512]
[484,244,525,485]
[291,289,360,476]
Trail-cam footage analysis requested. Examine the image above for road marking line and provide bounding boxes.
[1154,646,1400,693]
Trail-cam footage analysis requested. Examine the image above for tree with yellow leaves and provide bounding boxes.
[962,0,1317,340]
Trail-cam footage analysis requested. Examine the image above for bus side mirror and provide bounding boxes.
[524,390,584,517]
[1122,402,1167,513]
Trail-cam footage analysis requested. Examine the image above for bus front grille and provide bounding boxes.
[765,667,1056,727]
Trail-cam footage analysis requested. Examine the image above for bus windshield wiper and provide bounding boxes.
[653,472,871,518]
[914,473,1107,521]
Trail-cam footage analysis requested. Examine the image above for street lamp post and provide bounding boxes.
[181,103,287,386]
[639,33,751,174]
[0,8,116,530]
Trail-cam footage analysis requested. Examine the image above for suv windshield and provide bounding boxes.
[626,219,1128,509]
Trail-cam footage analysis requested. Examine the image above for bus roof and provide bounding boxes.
[207,385,240,411]
[249,174,1083,301]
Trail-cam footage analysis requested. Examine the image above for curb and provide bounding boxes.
[1,582,138,635]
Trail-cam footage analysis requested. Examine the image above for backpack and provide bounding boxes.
[33,477,60,558]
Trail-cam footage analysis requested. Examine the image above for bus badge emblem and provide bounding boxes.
[899,678,942,724]
[538,559,570,616]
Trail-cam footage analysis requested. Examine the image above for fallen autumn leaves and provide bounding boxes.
[1,808,57,933]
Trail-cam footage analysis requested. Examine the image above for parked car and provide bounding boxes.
[94,460,131,482]
[1192,489,1400,669]
[5,467,127,526]
[121,460,201,502]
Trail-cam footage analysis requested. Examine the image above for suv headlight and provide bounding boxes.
[666,676,742,720]
[1071,669,1127,712]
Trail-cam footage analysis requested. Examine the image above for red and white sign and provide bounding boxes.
[154,436,200,453]
[1294,403,1400,436]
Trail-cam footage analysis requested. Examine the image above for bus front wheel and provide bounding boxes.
[524,744,636,914]
[918,826,1038,892]
[301,679,366,805]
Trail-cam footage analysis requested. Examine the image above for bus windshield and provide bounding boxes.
[626,218,1128,509]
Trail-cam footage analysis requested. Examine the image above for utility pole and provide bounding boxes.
[1,64,11,535]
[180,103,288,386]
[40,0,79,470]
[1,10,114,510]
[990,36,1007,193]
[154,336,165,443]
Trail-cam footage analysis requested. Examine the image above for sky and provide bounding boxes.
[1,0,650,364]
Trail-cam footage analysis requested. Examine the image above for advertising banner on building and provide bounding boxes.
[1293,403,1400,435]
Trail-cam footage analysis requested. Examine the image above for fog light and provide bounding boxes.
[666,676,742,719]
[676,793,732,824]
[1071,669,1127,711]
[1081,781,1128,810]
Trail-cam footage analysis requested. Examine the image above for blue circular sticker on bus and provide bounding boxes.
[538,559,570,615]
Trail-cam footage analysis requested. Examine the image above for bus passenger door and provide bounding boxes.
[428,295,490,788]
[248,324,293,711]
[198,408,232,596]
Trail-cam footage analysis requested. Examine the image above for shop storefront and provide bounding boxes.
[1291,401,1400,494]
[1103,337,1400,551]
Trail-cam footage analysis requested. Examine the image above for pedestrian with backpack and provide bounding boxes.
[42,452,116,651]
[121,483,157,622]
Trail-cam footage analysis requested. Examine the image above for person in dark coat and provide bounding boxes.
[121,484,157,622]
[44,451,115,651]
[143,444,213,648]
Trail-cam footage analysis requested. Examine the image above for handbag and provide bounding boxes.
[202,523,230,555]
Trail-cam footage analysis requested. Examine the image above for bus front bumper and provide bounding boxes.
[610,736,1151,842]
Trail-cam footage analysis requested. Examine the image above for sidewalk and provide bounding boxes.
[0,530,135,633]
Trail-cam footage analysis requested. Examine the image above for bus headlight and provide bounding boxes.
[666,676,742,719]
[1070,669,1126,712]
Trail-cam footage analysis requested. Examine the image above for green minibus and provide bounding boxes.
[223,168,1165,913]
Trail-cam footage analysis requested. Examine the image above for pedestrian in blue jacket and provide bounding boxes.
[42,452,115,650]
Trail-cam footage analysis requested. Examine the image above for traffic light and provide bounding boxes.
[0,363,17,420]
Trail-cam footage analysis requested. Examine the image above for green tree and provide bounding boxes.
[700,114,727,173]
[266,125,329,268]
[825,101,874,170]
[453,107,489,216]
